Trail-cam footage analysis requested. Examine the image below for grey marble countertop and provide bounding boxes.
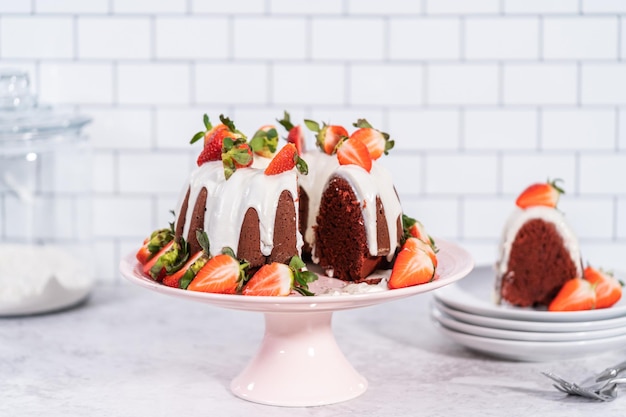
[2,283,625,417]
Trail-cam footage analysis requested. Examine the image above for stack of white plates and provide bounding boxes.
[431,266,626,362]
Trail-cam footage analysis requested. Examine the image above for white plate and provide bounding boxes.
[431,305,626,342]
[433,299,626,332]
[434,265,626,322]
[435,323,626,362]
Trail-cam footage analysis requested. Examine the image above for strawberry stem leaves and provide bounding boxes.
[289,255,318,296]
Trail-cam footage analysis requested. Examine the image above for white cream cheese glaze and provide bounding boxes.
[175,161,303,257]
[494,206,583,303]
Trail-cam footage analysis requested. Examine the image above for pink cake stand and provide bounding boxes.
[120,238,473,407]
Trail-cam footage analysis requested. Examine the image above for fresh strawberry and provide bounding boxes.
[402,214,437,251]
[403,237,437,268]
[277,111,306,155]
[350,119,394,160]
[142,241,175,281]
[187,248,249,294]
[243,255,317,296]
[222,137,253,179]
[243,263,293,296]
[162,231,211,289]
[548,278,596,312]
[336,138,372,172]
[194,114,246,166]
[584,266,623,309]
[136,227,175,265]
[515,179,565,209]
[265,143,309,176]
[304,119,348,155]
[388,247,435,289]
[249,125,279,158]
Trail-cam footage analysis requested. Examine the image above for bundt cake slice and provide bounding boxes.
[496,180,583,307]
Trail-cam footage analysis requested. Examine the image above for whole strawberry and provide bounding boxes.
[192,114,246,166]
[222,137,253,179]
[249,124,279,158]
[304,119,348,155]
[277,111,306,155]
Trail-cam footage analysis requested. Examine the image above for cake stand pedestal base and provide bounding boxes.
[230,311,367,407]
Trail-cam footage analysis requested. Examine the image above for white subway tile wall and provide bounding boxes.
[1,0,625,280]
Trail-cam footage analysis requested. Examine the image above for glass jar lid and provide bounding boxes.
[0,70,91,148]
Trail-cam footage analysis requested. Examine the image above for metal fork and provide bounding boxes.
[542,372,626,401]
[596,360,626,382]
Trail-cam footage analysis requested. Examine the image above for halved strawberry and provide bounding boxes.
[277,111,306,155]
[336,138,372,172]
[222,137,253,179]
[142,241,175,281]
[136,227,175,265]
[243,255,317,296]
[265,143,309,176]
[548,278,596,312]
[187,248,249,294]
[388,247,435,289]
[350,119,394,160]
[304,119,348,155]
[162,231,211,289]
[403,237,437,268]
[249,125,279,158]
[584,266,623,309]
[243,263,293,296]
[402,214,437,251]
[516,179,564,209]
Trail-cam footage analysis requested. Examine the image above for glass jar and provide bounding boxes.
[0,70,94,316]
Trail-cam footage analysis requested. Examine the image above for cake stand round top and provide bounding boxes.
[120,238,474,313]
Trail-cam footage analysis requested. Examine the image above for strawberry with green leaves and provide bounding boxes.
[402,214,437,251]
[388,247,435,289]
[516,179,564,209]
[584,266,623,309]
[303,119,348,155]
[548,278,596,311]
[221,137,253,180]
[265,143,309,176]
[187,248,249,294]
[249,125,279,158]
[136,227,175,265]
[336,138,372,172]
[243,255,318,296]
[162,231,211,289]
[192,114,246,166]
[143,236,191,282]
[277,111,305,155]
[350,119,394,160]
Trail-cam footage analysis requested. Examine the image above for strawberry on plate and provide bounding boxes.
[548,278,596,312]
[243,255,318,296]
[584,266,623,309]
[402,214,437,251]
[162,231,211,289]
[388,247,435,289]
[142,240,176,281]
[403,237,437,268]
[516,179,565,209]
[187,248,249,294]
[265,143,308,176]
[136,227,175,265]
[249,124,279,158]
[350,119,394,160]
[277,111,306,156]
[303,119,348,155]
[336,138,372,172]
